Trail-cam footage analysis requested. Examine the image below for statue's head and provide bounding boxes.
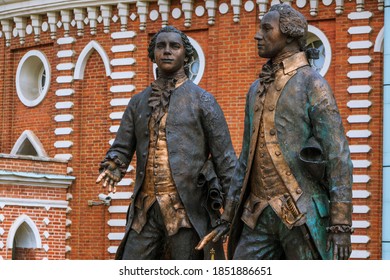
[148,26,195,77]
[255,4,308,59]
[269,4,308,51]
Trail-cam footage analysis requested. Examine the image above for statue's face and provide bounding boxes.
[254,11,288,59]
[154,32,186,76]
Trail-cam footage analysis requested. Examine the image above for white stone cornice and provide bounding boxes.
[100,5,112,34]
[31,14,42,42]
[74,8,86,36]
[0,19,12,46]
[231,0,242,22]
[87,6,98,35]
[117,3,129,32]
[60,10,72,37]
[0,170,75,188]
[158,0,170,27]
[0,197,68,210]
[47,11,58,39]
[257,0,268,19]
[181,0,194,27]
[136,1,149,31]
[13,16,26,44]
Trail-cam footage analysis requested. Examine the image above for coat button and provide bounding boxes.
[275,151,281,156]
[268,106,275,111]
[144,131,149,136]
[139,171,144,176]
[142,152,146,157]
[286,171,291,176]
[270,129,276,135]
[296,188,302,194]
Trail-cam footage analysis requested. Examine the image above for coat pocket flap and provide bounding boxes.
[243,193,261,213]
[312,194,330,218]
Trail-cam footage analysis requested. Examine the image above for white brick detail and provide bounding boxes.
[110,71,135,79]
[55,102,74,109]
[56,89,74,96]
[352,160,371,168]
[347,85,372,94]
[110,85,135,93]
[348,55,372,64]
[352,221,370,228]
[57,37,76,45]
[347,100,372,109]
[54,154,73,161]
[56,76,74,83]
[347,70,372,79]
[111,31,136,39]
[109,112,124,120]
[352,190,371,199]
[57,50,76,58]
[108,206,128,213]
[110,58,136,66]
[351,235,370,244]
[353,175,371,183]
[110,98,131,106]
[107,232,125,240]
[54,141,73,148]
[55,127,73,135]
[347,115,371,123]
[349,145,371,153]
[56,63,75,71]
[346,130,372,138]
[55,114,74,122]
[348,11,372,20]
[347,41,373,50]
[348,26,372,35]
[111,44,136,52]
[353,205,370,214]
[108,219,126,227]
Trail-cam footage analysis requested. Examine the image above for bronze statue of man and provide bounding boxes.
[96,26,236,260]
[224,4,353,260]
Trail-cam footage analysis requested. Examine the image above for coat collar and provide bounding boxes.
[281,52,309,75]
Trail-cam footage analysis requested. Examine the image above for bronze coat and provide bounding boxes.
[227,54,353,259]
[104,80,237,259]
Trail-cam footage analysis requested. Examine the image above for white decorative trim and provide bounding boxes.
[352,221,370,228]
[347,85,372,94]
[56,89,74,96]
[108,205,128,213]
[54,114,74,122]
[107,232,124,240]
[56,63,75,71]
[353,205,370,214]
[0,170,75,188]
[350,250,370,259]
[109,192,132,199]
[347,100,372,109]
[110,85,135,93]
[54,141,73,148]
[108,219,126,227]
[74,40,111,79]
[117,178,134,186]
[219,3,229,14]
[353,175,371,183]
[108,246,118,254]
[308,25,331,76]
[349,145,371,153]
[56,76,73,83]
[347,70,372,79]
[6,214,42,249]
[347,41,373,50]
[109,112,124,120]
[111,44,137,53]
[54,127,73,135]
[110,98,131,106]
[348,26,372,35]
[111,31,136,40]
[110,58,136,66]
[11,130,48,157]
[16,50,51,107]
[352,190,371,199]
[110,71,135,79]
[54,154,73,161]
[352,160,371,168]
[348,11,372,20]
[348,55,372,64]
[57,50,75,58]
[109,125,119,133]
[55,101,74,109]
[346,130,372,138]
[347,115,371,123]
[374,27,384,53]
[351,235,370,244]
[172,7,182,19]
[57,37,76,45]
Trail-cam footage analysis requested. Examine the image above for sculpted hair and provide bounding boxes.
[269,4,308,51]
[148,26,195,76]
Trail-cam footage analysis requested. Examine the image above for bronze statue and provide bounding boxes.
[202,4,353,260]
[96,26,236,260]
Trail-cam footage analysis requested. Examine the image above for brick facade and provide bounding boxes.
[0,0,385,259]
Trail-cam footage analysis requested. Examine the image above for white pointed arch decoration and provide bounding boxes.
[74,40,111,79]
[6,214,42,249]
[10,130,48,157]
[374,27,384,53]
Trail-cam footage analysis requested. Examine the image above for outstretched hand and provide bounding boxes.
[96,161,122,193]
[195,220,230,251]
[326,232,352,260]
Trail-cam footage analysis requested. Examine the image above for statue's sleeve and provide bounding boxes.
[309,78,353,226]
[101,95,138,179]
[199,91,237,197]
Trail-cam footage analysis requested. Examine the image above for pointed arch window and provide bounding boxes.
[11,130,48,157]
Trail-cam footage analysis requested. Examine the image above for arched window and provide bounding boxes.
[16,50,51,107]
[11,130,48,157]
[307,25,332,76]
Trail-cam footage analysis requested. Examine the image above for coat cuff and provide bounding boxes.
[330,202,352,226]
[221,199,239,223]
